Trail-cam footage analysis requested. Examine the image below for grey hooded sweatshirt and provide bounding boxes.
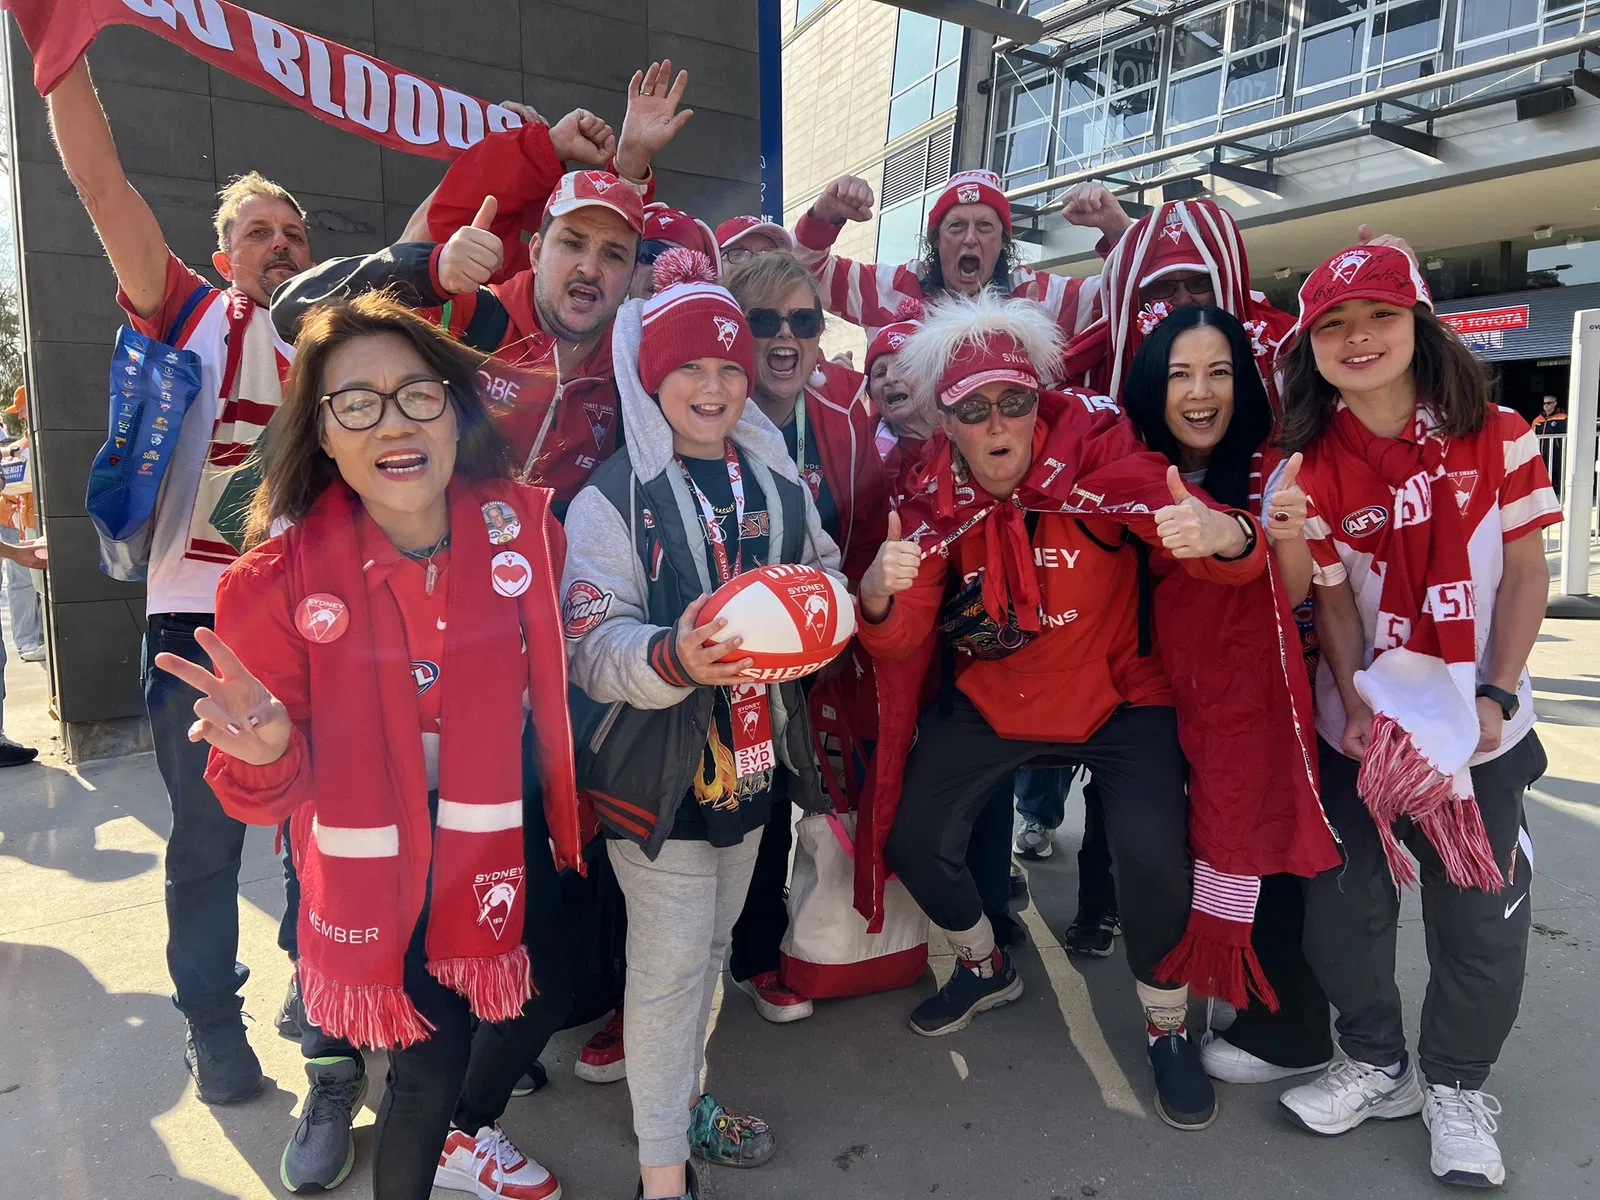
[560,296,845,855]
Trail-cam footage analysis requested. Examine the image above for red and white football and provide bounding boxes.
[700,564,856,683]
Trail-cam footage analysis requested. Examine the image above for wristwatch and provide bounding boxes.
[1475,683,1519,721]
[1214,511,1258,562]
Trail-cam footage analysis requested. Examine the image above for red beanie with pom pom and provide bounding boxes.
[864,296,925,375]
[638,249,755,395]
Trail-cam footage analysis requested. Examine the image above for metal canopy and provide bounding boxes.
[880,0,1045,43]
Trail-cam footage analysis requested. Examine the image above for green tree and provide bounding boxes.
[0,277,21,438]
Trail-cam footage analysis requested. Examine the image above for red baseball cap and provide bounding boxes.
[542,170,645,237]
[715,215,793,252]
[1291,244,1431,340]
[864,298,926,375]
[936,332,1039,407]
[643,203,720,267]
[926,170,1013,239]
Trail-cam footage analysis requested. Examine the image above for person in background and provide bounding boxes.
[632,202,721,298]
[1120,303,1336,1086]
[49,52,312,1104]
[1532,394,1566,492]
[720,250,888,1022]
[794,172,1132,338]
[715,216,795,269]
[0,389,45,663]
[560,250,843,1200]
[862,303,936,489]
[1275,245,1558,1190]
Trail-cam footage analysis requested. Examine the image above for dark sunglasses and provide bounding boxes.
[747,306,823,339]
[321,380,449,431]
[637,238,676,267]
[1141,274,1216,302]
[949,390,1037,425]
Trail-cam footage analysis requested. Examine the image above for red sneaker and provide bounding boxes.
[574,1011,625,1083]
[736,971,814,1024]
[434,1123,561,1199]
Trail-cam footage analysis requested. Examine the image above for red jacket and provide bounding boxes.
[204,481,584,868]
[803,360,890,584]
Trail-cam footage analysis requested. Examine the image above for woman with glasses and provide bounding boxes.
[852,291,1336,1133]
[715,251,889,1023]
[157,293,582,1200]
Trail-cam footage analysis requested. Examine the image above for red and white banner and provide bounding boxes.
[1440,305,1530,336]
[4,0,524,160]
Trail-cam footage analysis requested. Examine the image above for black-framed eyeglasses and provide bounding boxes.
[320,380,450,431]
[637,238,676,267]
[722,244,758,265]
[747,306,823,339]
[1142,274,1216,302]
[949,390,1037,425]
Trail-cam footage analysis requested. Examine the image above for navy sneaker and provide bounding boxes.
[276,973,306,1041]
[1149,1031,1219,1131]
[909,947,1024,1036]
[184,1006,265,1105]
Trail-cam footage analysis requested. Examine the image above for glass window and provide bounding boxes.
[1234,0,1289,43]
[1304,0,1369,27]
[1111,34,1162,92]
[1457,0,1539,40]
[796,0,827,22]
[1004,76,1054,125]
[1173,10,1229,72]
[892,12,942,91]
[889,12,963,140]
[1225,45,1285,108]
[877,195,927,265]
[1370,0,1442,64]
[1527,239,1600,286]
[1300,23,1364,87]
[1169,68,1223,127]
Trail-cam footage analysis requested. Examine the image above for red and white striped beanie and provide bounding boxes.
[927,170,1012,237]
[638,249,754,394]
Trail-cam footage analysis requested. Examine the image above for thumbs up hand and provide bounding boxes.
[1153,465,1250,559]
[1265,452,1307,543]
[860,509,922,621]
[437,196,504,294]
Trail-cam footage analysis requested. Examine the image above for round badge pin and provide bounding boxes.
[295,593,350,643]
[490,551,533,598]
[482,500,522,546]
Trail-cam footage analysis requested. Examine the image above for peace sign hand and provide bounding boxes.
[155,626,292,766]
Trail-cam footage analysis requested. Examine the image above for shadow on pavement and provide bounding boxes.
[0,761,158,882]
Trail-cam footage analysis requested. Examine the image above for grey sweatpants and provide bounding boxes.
[608,830,762,1166]
[1302,731,1547,1089]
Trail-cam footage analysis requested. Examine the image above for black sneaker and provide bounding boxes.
[1149,1031,1218,1131]
[281,1056,367,1192]
[510,1061,549,1097]
[184,1008,265,1105]
[1008,862,1029,904]
[276,973,306,1041]
[633,1161,699,1199]
[1062,911,1120,957]
[909,948,1024,1037]
[0,735,38,767]
[989,911,1028,951]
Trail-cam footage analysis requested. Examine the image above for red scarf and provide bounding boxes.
[290,481,581,1047]
[1315,407,1502,892]
[858,392,1338,1009]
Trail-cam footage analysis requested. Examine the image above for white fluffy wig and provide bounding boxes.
[896,287,1066,404]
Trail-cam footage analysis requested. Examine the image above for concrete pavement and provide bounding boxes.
[1,598,1596,1199]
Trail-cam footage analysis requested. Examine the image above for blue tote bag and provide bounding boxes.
[85,287,209,582]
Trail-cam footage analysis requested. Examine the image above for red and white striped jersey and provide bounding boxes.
[1293,403,1561,764]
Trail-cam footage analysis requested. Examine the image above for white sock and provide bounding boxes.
[1137,981,1189,1044]
[943,915,996,965]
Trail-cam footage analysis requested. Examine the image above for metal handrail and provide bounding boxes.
[1002,28,1600,204]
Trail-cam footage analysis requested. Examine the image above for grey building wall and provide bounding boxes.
[4,1,760,758]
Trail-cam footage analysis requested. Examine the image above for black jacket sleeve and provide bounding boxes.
[270,242,446,342]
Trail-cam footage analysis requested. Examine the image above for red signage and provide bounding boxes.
[1441,305,1530,335]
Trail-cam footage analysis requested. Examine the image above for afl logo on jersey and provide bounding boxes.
[411,660,439,695]
[1342,505,1388,538]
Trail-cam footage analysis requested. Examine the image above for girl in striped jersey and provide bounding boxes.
[1273,244,1560,1189]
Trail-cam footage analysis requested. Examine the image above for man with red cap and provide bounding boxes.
[793,171,1134,339]
[715,216,795,268]
[852,290,1337,1131]
[631,202,722,297]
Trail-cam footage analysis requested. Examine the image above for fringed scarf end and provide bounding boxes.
[429,944,534,1023]
[299,962,435,1049]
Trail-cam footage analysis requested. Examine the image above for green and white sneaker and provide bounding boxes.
[688,1094,775,1168]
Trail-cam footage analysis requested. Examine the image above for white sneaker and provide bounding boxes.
[1423,1084,1505,1187]
[1012,820,1055,859]
[1278,1052,1425,1135]
[19,646,45,663]
[1201,1034,1330,1084]
[435,1123,562,1199]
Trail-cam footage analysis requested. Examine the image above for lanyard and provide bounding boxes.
[676,440,746,584]
[793,391,807,476]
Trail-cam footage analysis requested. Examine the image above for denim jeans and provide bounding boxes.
[1014,764,1071,828]
[144,612,250,1018]
[0,526,43,652]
